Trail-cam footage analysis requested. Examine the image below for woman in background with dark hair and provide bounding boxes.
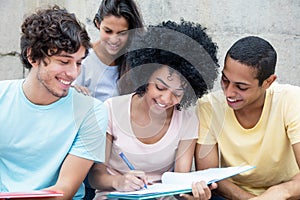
[73,0,144,101]
[75,1,144,199]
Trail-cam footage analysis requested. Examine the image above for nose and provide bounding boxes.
[223,83,236,98]
[160,90,180,105]
[66,63,80,79]
[109,34,120,44]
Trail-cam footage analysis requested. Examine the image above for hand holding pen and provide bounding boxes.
[119,152,148,190]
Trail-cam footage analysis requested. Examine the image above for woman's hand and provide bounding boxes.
[112,170,148,192]
[72,84,91,96]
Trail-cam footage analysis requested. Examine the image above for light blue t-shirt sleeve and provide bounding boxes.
[70,94,108,163]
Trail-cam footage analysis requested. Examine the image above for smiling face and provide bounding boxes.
[144,65,185,113]
[221,56,267,111]
[26,46,86,104]
[97,15,129,56]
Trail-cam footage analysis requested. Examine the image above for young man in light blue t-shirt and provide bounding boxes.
[0,5,107,199]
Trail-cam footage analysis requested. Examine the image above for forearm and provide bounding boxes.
[45,185,73,200]
[174,139,196,172]
[215,180,256,200]
[258,173,300,199]
[88,166,118,191]
[194,144,255,199]
[8,197,63,200]
[44,154,93,199]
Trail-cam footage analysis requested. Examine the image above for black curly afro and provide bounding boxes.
[120,19,219,109]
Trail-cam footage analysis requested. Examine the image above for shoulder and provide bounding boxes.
[177,106,199,128]
[267,83,300,115]
[0,79,21,88]
[268,82,300,100]
[197,90,228,121]
[84,48,105,65]
[275,82,300,92]
[198,90,226,107]
[0,79,22,96]
[72,88,106,111]
[104,94,132,125]
[104,93,133,108]
[71,89,108,132]
[179,106,197,118]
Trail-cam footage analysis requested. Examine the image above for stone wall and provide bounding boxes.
[0,0,299,87]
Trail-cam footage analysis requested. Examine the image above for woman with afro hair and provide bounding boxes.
[88,19,220,200]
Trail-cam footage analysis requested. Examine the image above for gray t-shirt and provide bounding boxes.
[75,49,119,102]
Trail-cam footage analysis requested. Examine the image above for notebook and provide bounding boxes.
[0,190,63,199]
[107,165,255,199]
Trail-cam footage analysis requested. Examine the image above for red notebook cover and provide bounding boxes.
[0,190,63,199]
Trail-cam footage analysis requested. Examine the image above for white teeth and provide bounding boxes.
[108,43,119,48]
[157,102,167,108]
[59,79,71,85]
[227,98,237,102]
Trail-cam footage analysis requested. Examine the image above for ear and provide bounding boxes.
[26,48,39,68]
[94,19,101,29]
[262,74,277,89]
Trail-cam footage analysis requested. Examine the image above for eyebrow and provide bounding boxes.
[221,72,251,86]
[56,53,87,60]
[102,25,129,34]
[156,78,184,91]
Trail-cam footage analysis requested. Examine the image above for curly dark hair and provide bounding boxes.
[20,5,91,69]
[120,19,219,109]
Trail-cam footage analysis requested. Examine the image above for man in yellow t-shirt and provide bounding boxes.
[196,36,300,199]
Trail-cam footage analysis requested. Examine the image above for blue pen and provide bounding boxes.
[119,152,147,189]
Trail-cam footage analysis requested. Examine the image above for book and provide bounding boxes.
[0,190,63,199]
[107,165,255,199]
